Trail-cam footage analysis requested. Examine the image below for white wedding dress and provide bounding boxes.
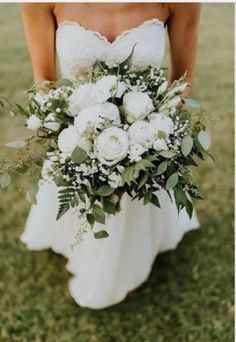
[20,18,200,309]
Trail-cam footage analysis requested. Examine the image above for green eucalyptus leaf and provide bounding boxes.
[143,191,152,205]
[159,150,176,159]
[137,172,149,189]
[71,146,88,164]
[94,230,109,239]
[0,173,11,188]
[26,182,39,204]
[87,213,95,227]
[150,193,161,208]
[157,161,168,175]
[6,140,26,149]
[92,204,106,224]
[166,172,179,190]
[181,135,193,156]
[197,130,211,150]
[185,98,201,108]
[96,185,115,197]
[103,198,117,214]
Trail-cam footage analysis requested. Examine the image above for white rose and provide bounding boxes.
[150,113,174,137]
[108,172,122,188]
[92,75,117,103]
[98,102,121,126]
[153,139,169,151]
[74,105,102,135]
[128,144,147,162]
[123,91,154,123]
[44,113,61,132]
[96,127,129,166]
[68,83,97,116]
[77,137,92,153]
[128,121,155,148]
[34,92,47,106]
[58,126,79,155]
[26,115,42,130]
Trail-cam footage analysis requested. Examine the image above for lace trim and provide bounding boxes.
[57,18,165,45]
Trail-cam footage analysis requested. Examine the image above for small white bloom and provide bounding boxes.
[96,127,129,166]
[44,113,61,132]
[128,144,147,162]
[34,92,47,106]
[74,105,102,135]
[153,139,169,151]
[128,121,155,148]
[58,125,79,155]
[108,172,122,188]
[68,83,97,116]
[92,75,117,103]
[123,91,154,123]
[26,115,42,130]
[150,113,174,136]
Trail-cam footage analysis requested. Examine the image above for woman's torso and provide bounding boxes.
[53,3,170,80]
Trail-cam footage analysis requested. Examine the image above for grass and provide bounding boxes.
[0,3,234,341]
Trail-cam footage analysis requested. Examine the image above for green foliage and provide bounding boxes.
[181,135,193,156]
[71,146,88,164]
[57,187,79,220]
[94,230,109,239]
[0,173,11,188]
[26,182,39,205]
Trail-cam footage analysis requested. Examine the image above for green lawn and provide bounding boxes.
[0,3,234,342]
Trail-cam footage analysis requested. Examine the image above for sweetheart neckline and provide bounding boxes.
[56,18,165,46]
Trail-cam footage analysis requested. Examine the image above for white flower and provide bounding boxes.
[96,127,129,166]
[44,113,61,132]
[128,144,147,162]
[68,83,97,116]
[98,102,121,125]
[77,137,92,153]
[157,81,168,95]
[150,113,174,137]
[108,172,122,188]
[34,92,47,106]
[92,75,117,103]
[74,105,102,135]
[153,139,169,151]
[26,115,42,130]
[58,126,79,155]
[123,91,154,123]
[128,121,155,148]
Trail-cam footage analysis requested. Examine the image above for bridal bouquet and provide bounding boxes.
[0,50,213,241]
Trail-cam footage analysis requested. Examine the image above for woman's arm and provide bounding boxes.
[21,3,57,83]
[167,4,201,96]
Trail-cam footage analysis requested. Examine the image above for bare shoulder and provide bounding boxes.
[167,3,201,27]
[21,3,54,14]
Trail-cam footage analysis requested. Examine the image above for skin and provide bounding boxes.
[21,3,201,97]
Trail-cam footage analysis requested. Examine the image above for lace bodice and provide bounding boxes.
[56,18,166,81]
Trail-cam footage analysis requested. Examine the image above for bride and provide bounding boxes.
[20,3,201,309]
